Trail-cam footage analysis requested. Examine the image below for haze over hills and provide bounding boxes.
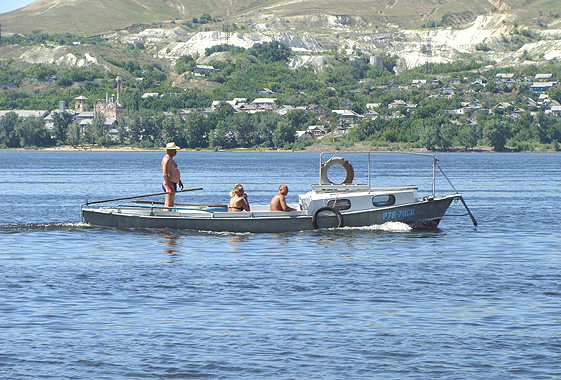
[0,0,559,35]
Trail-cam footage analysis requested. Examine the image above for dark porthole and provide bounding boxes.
[327,199,351,210]
[372,194,396,207]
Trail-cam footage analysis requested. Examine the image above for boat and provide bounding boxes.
[81,152,477,233]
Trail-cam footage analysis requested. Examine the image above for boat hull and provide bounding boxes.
[81,195,457,233]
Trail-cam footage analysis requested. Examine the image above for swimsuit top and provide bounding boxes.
[229,206,244,211]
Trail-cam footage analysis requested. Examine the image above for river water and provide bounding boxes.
[1,150,560,379]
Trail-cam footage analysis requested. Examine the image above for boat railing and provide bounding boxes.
[320,151,439,195]
[320,151,477,226]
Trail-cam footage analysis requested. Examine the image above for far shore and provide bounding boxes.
[2,143,557,153]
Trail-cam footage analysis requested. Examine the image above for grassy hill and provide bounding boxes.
[1,0,560,36]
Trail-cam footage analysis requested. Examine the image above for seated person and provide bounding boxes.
[228,183,250,212]
[270,184,296,212]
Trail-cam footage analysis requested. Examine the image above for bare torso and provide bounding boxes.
[229,194,250,212]
[270,184,296,211]
[162,154,180,183]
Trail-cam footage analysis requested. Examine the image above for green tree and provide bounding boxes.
[52,111,73,144]
[16,117,51,147]
[67,122,81,146]
[209,120,236,149]
[483,119,509,151]
[248,41,292,64]
[183,112,209,148]
[272,120,296,148]
[0,112,20,148]
[457,124,478,149]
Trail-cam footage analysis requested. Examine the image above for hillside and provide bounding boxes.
[1,0,560,36]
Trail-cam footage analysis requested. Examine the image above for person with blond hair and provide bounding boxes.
[228,183,250,212]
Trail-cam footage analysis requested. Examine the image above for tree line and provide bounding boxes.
[1,37,561,151]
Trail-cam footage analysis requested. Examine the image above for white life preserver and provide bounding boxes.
[320,157,354,185]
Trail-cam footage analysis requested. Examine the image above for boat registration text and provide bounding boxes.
[383,207,416,221]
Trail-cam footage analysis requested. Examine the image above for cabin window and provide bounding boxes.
[372,194,396,207]
[327,199,351,210]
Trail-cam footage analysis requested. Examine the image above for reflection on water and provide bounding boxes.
[155,230,181,258]
[229,234,250,243]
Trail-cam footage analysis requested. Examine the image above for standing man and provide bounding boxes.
[270,184,296,211]
[162,142,183,208]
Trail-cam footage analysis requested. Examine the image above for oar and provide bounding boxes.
[132,200,227,207]
[436,162,478,227]
[459,195,478,227]
[84,188,203,205]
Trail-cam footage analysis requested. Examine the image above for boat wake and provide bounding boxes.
[343,221,413,233]
[0,222,92,231]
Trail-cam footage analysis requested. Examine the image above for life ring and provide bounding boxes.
[320,157,354,185]
[312,206,344,229]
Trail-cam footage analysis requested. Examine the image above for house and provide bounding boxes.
[308,104,326,116]
[195,64,219,72]
[549,105,561,117]
[306,125,327,137]
[496,73,515,82]
[534,74,553,82]
[141,93,159,99]
[467,100,483,109]
[538,94,550,101]
[474,75,488,84]
[509,108,525,118]
[332,109,364,122]
[333,125,349,135]
[236,103,258,113]
[448,108,465,115]
[388,100,417,113]
[469,82,485,92]
[429,78,442,86]
[494,102,512,109]
[259,88,275,95]
[277,105,295,115]
[366,103,381,110]
[523,97,537,108]
[440,85,457,95]
[74,111,95,122]
[411,79,427,88]
[252,98,276,106]
[531,82,557,92]
[450,77,461,85]
[385,82,401,90]
[295,130,314,140]
[364,109,379,119]
[388,99,407,109]
[0,110,50,120]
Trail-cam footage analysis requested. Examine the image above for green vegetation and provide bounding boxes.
[1,38,561,152]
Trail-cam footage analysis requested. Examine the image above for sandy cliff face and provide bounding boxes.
[8,13,561,71]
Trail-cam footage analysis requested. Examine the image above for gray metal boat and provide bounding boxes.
[81,152,476,232]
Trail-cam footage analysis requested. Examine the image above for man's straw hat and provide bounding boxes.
[165,142,181,150]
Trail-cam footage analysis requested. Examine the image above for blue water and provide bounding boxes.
[1,151,560,379]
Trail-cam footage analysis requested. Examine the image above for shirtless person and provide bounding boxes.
[161,142,183,208]
[270,184,296,211]
[228,183,250,212]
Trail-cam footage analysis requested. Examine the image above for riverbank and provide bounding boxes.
[3,143,556,153]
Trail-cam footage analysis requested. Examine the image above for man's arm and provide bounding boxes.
[279,195,295,211]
